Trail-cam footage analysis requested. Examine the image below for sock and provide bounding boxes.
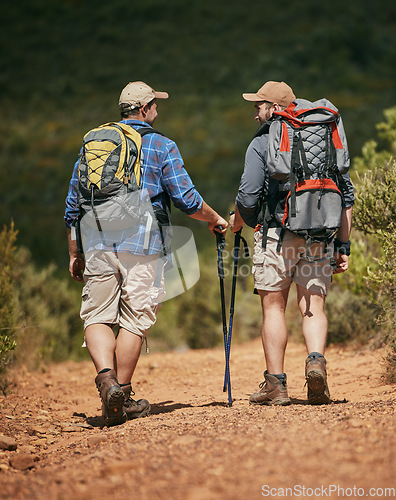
[270,372,287,382]
[308,352,324,359]
[98,368,111,374]
[119,383,130,387]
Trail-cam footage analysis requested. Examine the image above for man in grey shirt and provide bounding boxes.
[229,81,354,406]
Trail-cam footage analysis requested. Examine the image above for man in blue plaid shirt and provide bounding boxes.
[65,81,227,426]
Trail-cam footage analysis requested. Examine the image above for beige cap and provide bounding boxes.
[242,81,296,107]
[119,81,169,110]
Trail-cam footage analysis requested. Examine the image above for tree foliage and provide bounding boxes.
[353,108,396,377]
[0,1,395,363]
[0,223,18,381]
[0,224,85,386]
[0,0,395,267]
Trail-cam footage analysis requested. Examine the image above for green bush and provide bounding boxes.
[323,232,380,345]
[12,247,86,369]
[354,161,396,340]
[1,0,396,267]
[0,223,18,386]
[353,107,396,378]
[0,223,86,382]
[326,285,379,345]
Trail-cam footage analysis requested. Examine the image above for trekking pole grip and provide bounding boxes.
[215,225,226,279]
[215,225,226,251]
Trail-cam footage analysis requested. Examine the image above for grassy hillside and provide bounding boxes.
[0,0,395,268]
[0,0,395,362]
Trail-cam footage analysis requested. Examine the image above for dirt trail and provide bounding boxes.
[0,338,395,500]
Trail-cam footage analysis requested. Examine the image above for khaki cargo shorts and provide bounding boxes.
[80,250,165,337]
[252,227,334,296]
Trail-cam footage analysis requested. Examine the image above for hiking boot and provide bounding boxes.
[95,369,127,426]
[121,384,151,420]
[249,371,291,406]
[305,356,331,405]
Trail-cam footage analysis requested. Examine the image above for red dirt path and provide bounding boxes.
[0,338,395,499]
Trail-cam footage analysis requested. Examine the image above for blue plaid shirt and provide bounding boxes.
[64,119,203,254]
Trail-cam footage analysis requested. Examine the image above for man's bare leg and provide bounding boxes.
[296,284,327,355]
[85,323,116,373]
[297,284,330,404]
[250,287,291,405]
[258,287,290,374]
[115,328,144,385]
[115,328,151,418]
[85,323,127,425]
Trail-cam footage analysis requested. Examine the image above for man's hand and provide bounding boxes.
[69,255,85,282]
[67,227,85,282]
[229,206,245,234]
[333,252,349,274]
[208,216,228,236]
[229,213,243,234]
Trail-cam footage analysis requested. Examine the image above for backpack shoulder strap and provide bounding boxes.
[254,121,271,138]
[101,124,162,187]
[137,126,162,137]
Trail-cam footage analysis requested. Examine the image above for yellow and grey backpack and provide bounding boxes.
[76,122,161,252]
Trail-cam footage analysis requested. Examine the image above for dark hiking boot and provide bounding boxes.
[249,371,291,406]
[95,369,127,426]
[121,384,151,420]
[305,356,331,405]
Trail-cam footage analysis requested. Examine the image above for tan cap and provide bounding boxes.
[119,81,169,110]
[242,81,296,107]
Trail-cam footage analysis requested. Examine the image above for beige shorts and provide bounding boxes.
[252,227,333,295]
[80,250,165,337]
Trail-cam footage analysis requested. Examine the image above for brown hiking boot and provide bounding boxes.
[249,371,291,406]
[121,384,151,420]
[95,369,127,426]
[305,356,331,405]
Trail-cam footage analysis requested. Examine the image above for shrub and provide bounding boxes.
[0,223,18,390]
[12,247,85,369]
[354,162,396,341]
[0,223,86,385]
[353,107,396,379]
[325,233,380,345]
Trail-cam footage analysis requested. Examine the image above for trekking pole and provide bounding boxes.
[223,228,249,407]
[215,226,232,406]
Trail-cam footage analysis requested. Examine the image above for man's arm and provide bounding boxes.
[67,227,85,282]
[188,200,228,235]
[159,140,227,234]
[230,135,268,233]
[65,158,85,282]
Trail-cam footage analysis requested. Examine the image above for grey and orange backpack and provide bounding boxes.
[261,98,350,255]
